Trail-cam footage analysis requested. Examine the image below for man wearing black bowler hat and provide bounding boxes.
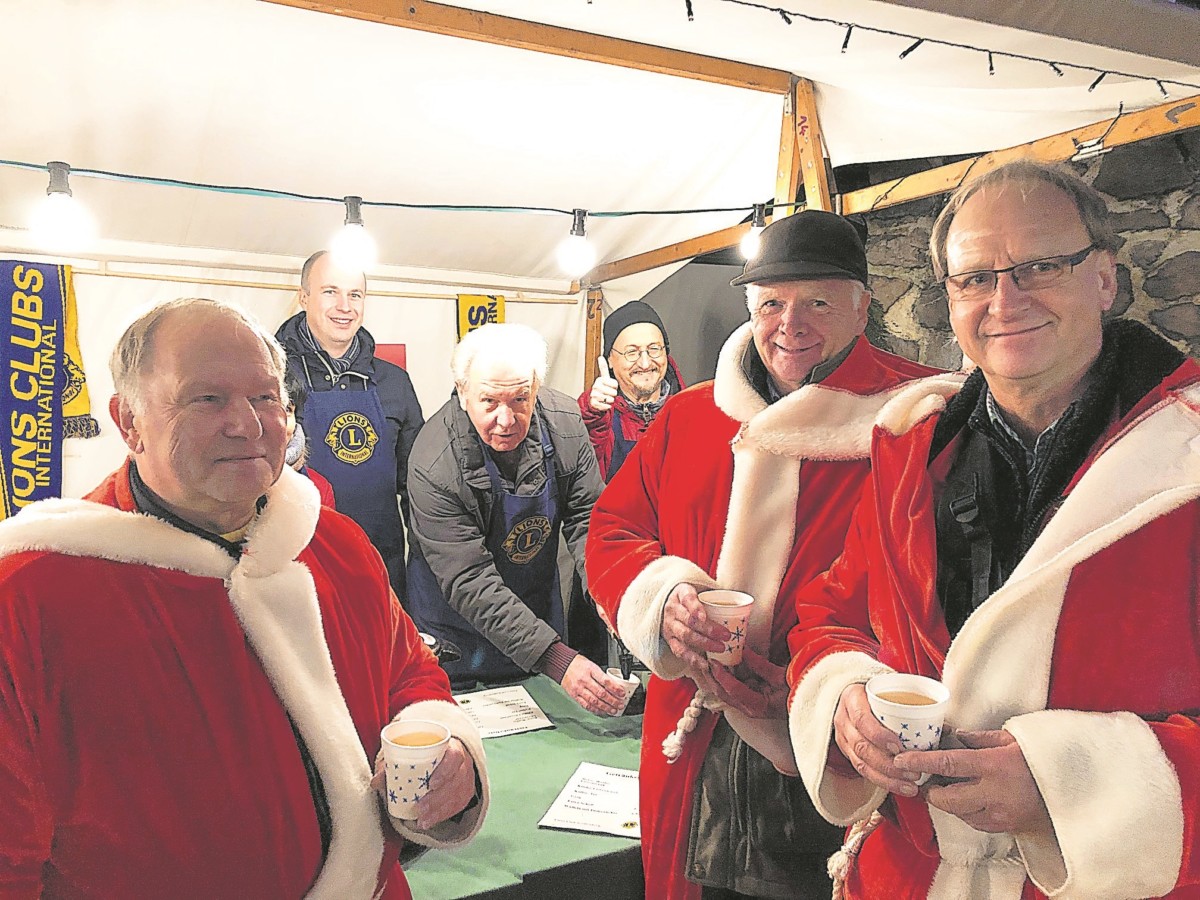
[586,210,941,898]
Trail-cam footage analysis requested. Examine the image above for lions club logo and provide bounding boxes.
[502,515,552,564]
[325,412,379,466]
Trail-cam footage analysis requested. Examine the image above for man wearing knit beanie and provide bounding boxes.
[578,300,685,481]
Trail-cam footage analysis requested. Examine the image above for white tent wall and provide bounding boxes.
[31,253,587,499]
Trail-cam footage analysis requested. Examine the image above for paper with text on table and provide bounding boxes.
[453,684,555,739]
[538,762,640,839]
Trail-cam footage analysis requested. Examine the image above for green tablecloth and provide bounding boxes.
[404,675,644,900]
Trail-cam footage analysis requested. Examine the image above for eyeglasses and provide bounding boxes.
[943,245,1098,300]
[615,344,665,363]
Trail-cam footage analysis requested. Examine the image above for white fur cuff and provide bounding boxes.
[614,556,716,680]
[387,699,490,849]
[1006,709,1184,899]
[789,650,891,825]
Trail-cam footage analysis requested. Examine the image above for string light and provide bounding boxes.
[29,161,95,251]
[1088,72,1107,92]
[711,0,1200,95]
[556,209,596,277]
[987,52,995,76]
[740,204,767,258]
[330,195,377,271]
[1157,80,1169,98]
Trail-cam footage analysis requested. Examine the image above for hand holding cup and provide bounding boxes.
[865,673,950,786]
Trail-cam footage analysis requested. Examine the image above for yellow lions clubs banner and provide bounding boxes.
[456,294,504,341]
[0,262,99,521]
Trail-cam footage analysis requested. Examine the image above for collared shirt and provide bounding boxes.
[984,389,1077,479]
[128,462,248,559]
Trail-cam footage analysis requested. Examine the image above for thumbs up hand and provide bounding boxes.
[589,356,619,412]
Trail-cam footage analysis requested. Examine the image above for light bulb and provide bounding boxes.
[557,208,596,278]
[557,234,596,277]
[30,162,95,251]
[330,222,377,271]
[740,227,763,259]
[740,202,767,259]
[329,195,376,270]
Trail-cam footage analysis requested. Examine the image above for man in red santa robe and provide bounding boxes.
[0,298,488,899]
[586,211,938,899]
[787,160,1200,899]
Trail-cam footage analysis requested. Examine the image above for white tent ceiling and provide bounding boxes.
[2,0,1200,297]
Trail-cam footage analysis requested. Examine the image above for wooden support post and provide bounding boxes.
[773,78,801,218]
[584,287,605,389]
[794,79,832,212]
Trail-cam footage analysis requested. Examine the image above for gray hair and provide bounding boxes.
[930,160,1119,281]
[744,280,867,315]
[452,323,548,389]
[111,298,289,412]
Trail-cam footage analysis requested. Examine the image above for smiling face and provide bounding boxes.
[299,253,366,357]
[945,180,1116,403]
[460,356,539,453]
[748,278,868,395]
[608,322,668,403]
[111,308,288,533]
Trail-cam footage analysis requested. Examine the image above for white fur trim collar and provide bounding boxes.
[0,467,384,900]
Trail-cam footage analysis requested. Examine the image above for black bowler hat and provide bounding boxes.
[731,209,868,286]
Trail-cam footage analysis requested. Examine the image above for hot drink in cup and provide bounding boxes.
[697,589,753,666]
[865,673,950,785]
[380,719,451,820]
[606,667,641,715]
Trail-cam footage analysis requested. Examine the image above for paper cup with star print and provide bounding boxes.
[865,673,950,785]
[697,590,754,666]
[380,719,451,820]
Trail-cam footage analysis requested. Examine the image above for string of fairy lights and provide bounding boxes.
[7,4,1198,276]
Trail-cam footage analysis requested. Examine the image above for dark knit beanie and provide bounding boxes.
[603,301,669,358]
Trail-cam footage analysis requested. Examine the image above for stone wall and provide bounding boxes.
[858,129,1200,369]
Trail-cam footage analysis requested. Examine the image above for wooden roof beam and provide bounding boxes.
[262,0,794,94]
[588,94,1200,284]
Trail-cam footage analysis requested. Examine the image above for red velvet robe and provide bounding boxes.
[0,462,487,899]
[586,326,938,899]
[787,361,1200,899]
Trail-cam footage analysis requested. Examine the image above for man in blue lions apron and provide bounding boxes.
[407,323,627,715]
[276,251,424,600]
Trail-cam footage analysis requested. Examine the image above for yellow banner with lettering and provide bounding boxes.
[0,262,99,520]
[456,294,504,341]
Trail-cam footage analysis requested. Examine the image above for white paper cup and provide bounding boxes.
[606,667,641,715]
[866,673,950,785]
[380,719,450,820]
[697,590,753,666]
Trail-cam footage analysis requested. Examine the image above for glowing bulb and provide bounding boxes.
[329,196,377,270]
[740,227,763,259]
[30,162,95,251]
[740,203,767,259]
[557,208,596,278]
[331,223,377,271]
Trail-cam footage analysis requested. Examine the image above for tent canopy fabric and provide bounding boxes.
[3,0,1199,294]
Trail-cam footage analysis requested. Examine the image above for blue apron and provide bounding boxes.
[407,418,565,684]
[301,368,406,598]
[607,413,638,481]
